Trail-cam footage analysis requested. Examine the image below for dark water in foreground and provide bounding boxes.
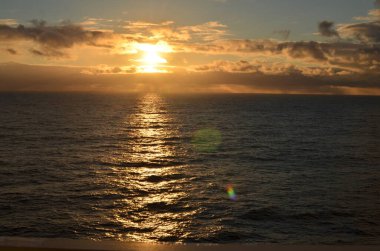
[0,93,379,244]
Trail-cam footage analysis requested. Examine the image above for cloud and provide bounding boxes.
[191,59,357,77]
[2,18,376,75]
[0,62,378,95]
[273,30,291,40]
[79,17,114,30]
[29,48,66,58]
[354,9,380,21]
[5,48,17,55]
[0,19,229,60]
[193,60,260,73]
[337,9,380,43]
[337,21,380,43]
[0,19,18,26]
[81,64,138,74]
[375,0,380,6]
[188,39,380,74]
[122,20,228,43]
[277,41,328,61]
[0,19,113,57]
[318,21,339,37]
[0,11,378,95]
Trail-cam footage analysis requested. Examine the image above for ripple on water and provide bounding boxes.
[0,93,380,243]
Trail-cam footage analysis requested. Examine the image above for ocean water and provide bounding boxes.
[0,93,379,244]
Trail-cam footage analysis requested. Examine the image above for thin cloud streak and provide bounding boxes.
[5,48,17,55]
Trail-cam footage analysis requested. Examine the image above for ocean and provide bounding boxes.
[0,93,379,244]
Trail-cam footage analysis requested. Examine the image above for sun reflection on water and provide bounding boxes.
[127,94,175,163]
[101,93,197,242]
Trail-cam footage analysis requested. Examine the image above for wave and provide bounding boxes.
[239,206,356,222]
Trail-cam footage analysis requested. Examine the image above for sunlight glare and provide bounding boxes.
[135,41,172,73]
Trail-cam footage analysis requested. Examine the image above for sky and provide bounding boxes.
[0,0,379,94]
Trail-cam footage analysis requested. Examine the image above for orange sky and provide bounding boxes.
[0,0,379,94]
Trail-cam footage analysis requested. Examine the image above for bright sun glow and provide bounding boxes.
[135,41,172,73]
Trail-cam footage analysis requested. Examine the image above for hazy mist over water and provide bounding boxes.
[0,93,379,244]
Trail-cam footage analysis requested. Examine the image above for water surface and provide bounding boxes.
[0,93,379,244]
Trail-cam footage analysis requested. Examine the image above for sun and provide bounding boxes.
[135,41,172,73]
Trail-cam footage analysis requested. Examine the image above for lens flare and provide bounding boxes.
[191,128,222,153]
[226,184,236,201]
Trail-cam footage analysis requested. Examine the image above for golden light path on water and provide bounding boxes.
[99,94,199,242]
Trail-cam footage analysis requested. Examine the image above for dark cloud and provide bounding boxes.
[338,21,380,43]
[375,0,380,6]
[29,48,65,57]
[0,20,112,57]
[318,21,339,37]
[191,39,380,73]
[29,49,44,56]
[5,48,17,55]
[277,41,327,61]
[190,14,379,73]
[336,8,380,43]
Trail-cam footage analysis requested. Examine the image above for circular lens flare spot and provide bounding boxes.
[191,128,222,153]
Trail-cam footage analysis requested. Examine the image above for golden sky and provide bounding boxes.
[0,0,379,94]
